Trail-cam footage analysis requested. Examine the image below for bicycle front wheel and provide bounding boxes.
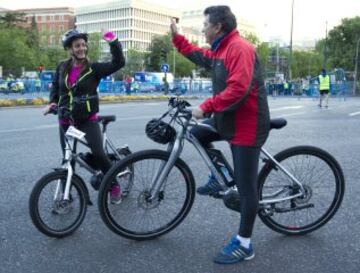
[29,171,88,238]
[98,150,195,240]
[258,146,345,235]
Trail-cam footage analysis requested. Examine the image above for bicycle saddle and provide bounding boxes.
[270,118,287,130]
[98,115,116,124]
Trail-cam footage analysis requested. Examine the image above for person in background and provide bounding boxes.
[318,68,330,108]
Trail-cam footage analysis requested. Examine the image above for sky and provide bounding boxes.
[1,0,359,43]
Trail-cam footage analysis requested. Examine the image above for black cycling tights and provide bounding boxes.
[191,118,260,238]
[59,121,112,174]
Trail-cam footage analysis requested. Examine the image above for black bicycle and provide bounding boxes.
[29,108,133,238]
[97,97,345,240]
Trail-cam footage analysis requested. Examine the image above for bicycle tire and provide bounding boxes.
[29,171,88,238]
[98,149,195,240]
[258,145,345,235]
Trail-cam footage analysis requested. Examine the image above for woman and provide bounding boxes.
[43,29,125,203]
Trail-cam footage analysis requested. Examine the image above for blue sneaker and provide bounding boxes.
[213,236,255,264]
[196,174,223,196]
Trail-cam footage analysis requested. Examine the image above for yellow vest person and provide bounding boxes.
[318,69,330,108]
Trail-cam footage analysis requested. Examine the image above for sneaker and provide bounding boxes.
[110,183,122,204]
[213,236,255,264]
[196,173,223,196]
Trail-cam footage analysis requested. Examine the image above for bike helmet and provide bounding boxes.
[62,29,88,50]
[145,119,176,144]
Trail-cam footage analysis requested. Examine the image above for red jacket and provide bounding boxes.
[173,30,269,147]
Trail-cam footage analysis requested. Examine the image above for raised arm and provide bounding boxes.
[93,31,125,79]
[170,19,213,69]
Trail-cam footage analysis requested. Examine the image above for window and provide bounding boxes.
[50,35,55,45]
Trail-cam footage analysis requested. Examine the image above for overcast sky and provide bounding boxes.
[1,0,359,42]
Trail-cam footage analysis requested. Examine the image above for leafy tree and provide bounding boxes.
[122,49,146,75]
[0,27,38,76]
[147,34,172,71]
[0,12,26,27]
[317,16,360,72]
[171,49,196,77]
[292,50,322,78]
[243,32,260,46]
[146,33,196,77]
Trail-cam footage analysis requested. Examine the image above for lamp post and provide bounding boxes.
[288,0,294,81]
[353,37,360,95]
[323,21,328,69]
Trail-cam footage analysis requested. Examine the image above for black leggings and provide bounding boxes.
[191,118,260,238]
[59,121,112,174]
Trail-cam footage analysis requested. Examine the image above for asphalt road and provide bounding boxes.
[0,96,359,273]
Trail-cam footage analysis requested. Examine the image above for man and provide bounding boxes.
[318,68,330,108]
[170,6,270,264]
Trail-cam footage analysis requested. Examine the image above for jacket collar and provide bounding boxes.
[211,29,239,51]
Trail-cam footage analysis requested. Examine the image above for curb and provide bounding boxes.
[0,95,202,108]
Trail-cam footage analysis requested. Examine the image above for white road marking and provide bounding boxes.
[270,106,304,111]
[349,111,360,117]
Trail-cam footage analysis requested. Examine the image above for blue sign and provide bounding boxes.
[160,64,169,73]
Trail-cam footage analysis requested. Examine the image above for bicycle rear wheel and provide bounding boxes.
[258,146,345,235]
[29,171,88,238]
[98,149,195,240]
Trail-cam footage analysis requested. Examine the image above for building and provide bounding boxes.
[181,9,257,47]
[181,26,206,47]
[6,7,75,47]
[75,0,181,59]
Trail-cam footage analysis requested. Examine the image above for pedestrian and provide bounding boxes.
[43,29,125,203]
[170,5,270,265]
[318,68,330,108]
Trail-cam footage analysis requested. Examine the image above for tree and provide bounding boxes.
[122,49,146,75]
[147,34,172,71]
[318,16,360,71]
[0,27,38,76]
[243,32,260,46]
[292,50,322,78]
[256,42,271,77]
[0,12,26,27]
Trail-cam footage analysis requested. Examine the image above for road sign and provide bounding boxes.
[160,64,169,73]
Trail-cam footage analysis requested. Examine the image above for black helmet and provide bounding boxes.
[145,119,176,144]
[62,29,88,49]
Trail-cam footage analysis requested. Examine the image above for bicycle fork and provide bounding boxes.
[54,142,74,201]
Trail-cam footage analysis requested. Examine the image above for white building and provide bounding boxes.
[75,0,181,58]
[181,9,257,47]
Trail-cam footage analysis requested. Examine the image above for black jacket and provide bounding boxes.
[50,39,125,122]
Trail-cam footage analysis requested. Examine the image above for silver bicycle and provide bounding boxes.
[29,112,133,238]
[98,97,344,240]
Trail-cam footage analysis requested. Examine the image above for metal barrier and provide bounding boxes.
[0,75,353,99]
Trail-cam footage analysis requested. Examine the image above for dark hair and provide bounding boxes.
[204,6,237,34]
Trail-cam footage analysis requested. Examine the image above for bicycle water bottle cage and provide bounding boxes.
[145,118,176,144]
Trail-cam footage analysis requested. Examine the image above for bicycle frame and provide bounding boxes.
[148,111,306,205]
[56,123,126,201]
